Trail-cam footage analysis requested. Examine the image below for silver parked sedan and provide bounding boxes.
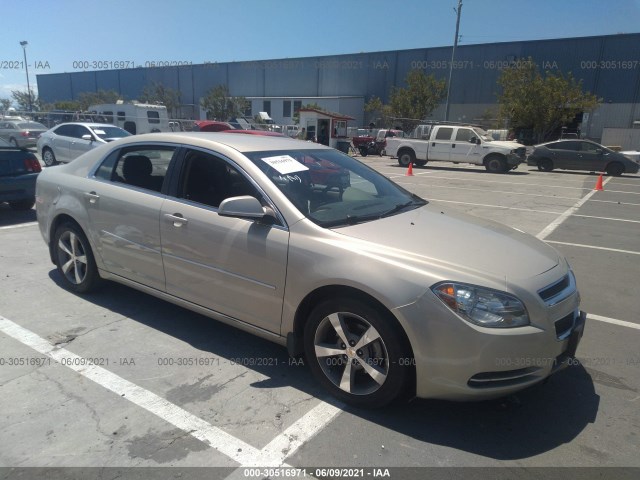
[37,122,131,166]
[0,120,48,148]
[36,133,585,407]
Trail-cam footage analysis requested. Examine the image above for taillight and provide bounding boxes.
[24,157,42,173]
[21,131,30,137]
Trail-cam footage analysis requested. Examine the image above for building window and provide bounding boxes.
[263,101,271,116]
[293,100,302,114]
[283,100,291,118]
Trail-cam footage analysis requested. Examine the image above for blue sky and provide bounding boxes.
[1,0,639,101]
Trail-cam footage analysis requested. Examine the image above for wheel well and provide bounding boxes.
[483,152,505,164]
[48,214,83,264]
[397,147,414,157]
[290,285,416,395]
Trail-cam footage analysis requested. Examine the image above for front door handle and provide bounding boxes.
[84,191,100,204]
[164,213,188,227]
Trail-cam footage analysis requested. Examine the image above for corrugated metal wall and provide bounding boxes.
[36,33,640,132]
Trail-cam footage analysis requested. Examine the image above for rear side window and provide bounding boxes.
[95,145,176,193]
[435,127,454,140]
[54,125,76,137]
[547,141,579,151]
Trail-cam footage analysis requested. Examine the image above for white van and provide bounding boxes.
[88,103,170,134]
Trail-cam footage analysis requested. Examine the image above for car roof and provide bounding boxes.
[103,131,325,153]
[54,122,121,128]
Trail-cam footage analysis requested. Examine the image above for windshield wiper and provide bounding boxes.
[380,197,426,218]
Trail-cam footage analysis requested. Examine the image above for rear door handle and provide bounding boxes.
[164,213,188,227]
[84,191,100,204]
[452,144,456,148]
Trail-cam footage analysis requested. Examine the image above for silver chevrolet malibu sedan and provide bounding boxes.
[36,133,585,407]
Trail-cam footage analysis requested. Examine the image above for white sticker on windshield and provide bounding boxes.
[93,130,106,135]
[262,155,309,175]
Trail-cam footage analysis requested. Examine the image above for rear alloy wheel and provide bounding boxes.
[10,138,19,148]
[606,162,624,177]
[304,298,411,407]
[485,155,507,173]
[537,158,554,172]
[42,148,57,167]
[53,222,102,293]
[9,200,35,211]
[397,150,415,168]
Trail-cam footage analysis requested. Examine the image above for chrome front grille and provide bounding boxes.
[538,273,576,307]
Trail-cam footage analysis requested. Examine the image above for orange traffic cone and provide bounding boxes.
[406,161,414,176]
[594,173,604,191]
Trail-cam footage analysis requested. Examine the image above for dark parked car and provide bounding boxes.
[0,138,41,210]
[527,139,640,176]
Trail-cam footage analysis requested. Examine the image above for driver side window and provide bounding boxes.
[178,150,259,209]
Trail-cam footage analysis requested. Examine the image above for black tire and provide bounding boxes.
[537,158,554,172]
[53,222,102,293]
[9,199,35,211]
[397,149,415,168]
[606,162,624,177]
[42,148,57,167]
[303,297,411,408]
[484,154,507,173]
[359,147,368,157]
[415,160,427,167]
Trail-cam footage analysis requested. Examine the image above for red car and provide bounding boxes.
[221,129,286,137]
[193,121,234,132]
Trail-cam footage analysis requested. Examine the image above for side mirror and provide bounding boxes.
[218,195,275,222]
[595,148,603,154]
[82,134,93,141]
[469,137,478,144]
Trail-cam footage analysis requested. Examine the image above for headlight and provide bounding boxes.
[432,282,530,328]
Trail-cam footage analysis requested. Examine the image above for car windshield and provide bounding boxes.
[245,148,426,227]
[473,128,493,142]
[90,126,131,140]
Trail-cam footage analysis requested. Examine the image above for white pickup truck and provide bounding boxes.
[385,124,527,173]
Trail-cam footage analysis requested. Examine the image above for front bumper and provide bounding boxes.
[506,153,524,168]
[395,285,585,400]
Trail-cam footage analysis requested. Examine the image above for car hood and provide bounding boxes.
[334,204,560,280]
[488,140,525,150]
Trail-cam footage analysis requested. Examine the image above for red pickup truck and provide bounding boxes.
[351,129,405,156]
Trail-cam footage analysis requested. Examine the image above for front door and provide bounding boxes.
[160,148,289,334]
[451,127,482,164]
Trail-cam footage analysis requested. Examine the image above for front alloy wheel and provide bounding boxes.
[304,298,410,407]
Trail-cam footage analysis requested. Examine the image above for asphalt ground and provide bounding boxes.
[0,151,639,479]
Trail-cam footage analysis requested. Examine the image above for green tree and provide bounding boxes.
[139,81,181,118]
[11,89,39,110]
[1,98,12,113]
[363,71,447,132]
[200,85,249,121]
[76,89,121,110]
[364,96,393,128]
[54,100,82,111]
[497,57,600,142]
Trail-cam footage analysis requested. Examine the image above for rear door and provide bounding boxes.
[49,125,75,163]
[428,127,454,161]
[86,143,178,291]
[160,147,289,334]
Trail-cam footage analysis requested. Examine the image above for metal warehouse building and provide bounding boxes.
[36,33,640,141]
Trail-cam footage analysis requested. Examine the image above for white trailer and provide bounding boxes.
[88,103,170,134]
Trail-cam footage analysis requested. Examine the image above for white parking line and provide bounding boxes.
[536,176,613,239]
[0,222,38,230]
[427,198,563,215]
[572,214,640,224]
[394,182,579,201]
[588,314,640,331]
[545,240,640,256]
[395,174,601,191]
[0,315,340,469]
[590,199,640,207]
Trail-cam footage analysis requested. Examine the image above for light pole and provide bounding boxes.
[444,0,462,122]
[19,41,33,112]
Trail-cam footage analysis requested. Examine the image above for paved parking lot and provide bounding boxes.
[1,154,639,479]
